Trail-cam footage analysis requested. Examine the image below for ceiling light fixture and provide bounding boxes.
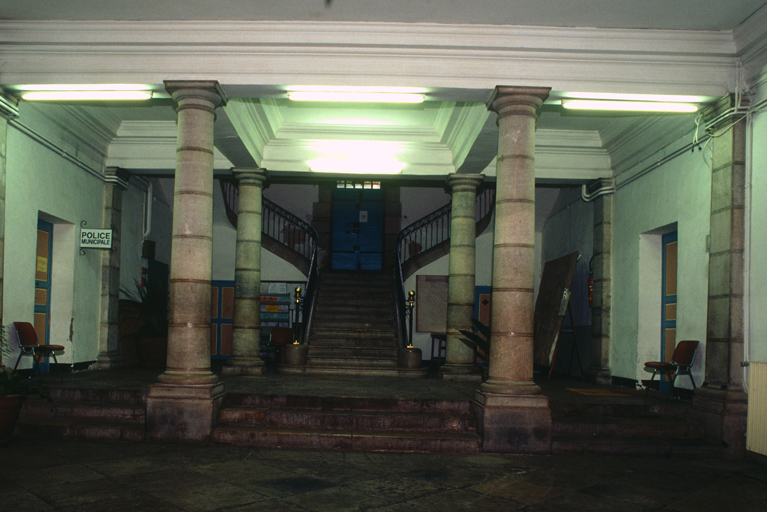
[22,90,153,101]
[561,100,698,113]
[564,92,704,103]
[308,158,405,174]
[288,92,424,103]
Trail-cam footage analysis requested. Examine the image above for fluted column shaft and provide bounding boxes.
[159,81,226,386]
[223,168,268,375]
[442,173,484,380]
[482,86,550,396]
[95,168,129,369]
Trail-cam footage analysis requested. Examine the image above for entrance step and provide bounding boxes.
[212,392,480,453]
[550,401,722,457]
[17,387,146,442]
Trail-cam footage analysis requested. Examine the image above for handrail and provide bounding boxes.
[393,185,495,348]
[219,179,319,343]
[396,186,495,267]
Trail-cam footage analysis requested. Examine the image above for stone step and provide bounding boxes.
[278,365,429,378]
[308,347,399,358]
[211,425,480,454]
[219,408,476,434]
[47,387,147,405]
[223,393,473,415]
[311,316,396,327]
[307,356,399,368]
[310,327,397,338]
[551,402,689,420]
[551,436,723,457]
[552,416,705,439]
[21,399,146,424]
[17,417,145,442]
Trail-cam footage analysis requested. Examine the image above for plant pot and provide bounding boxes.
[398,347,422,369]
[0,395,23,445]
[135,337,168,368]
[283,344,308,366]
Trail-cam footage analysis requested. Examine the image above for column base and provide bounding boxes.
[439,363,482,382]
[93,351,123,370]
[221,356,265,376]
[146,381,225,442]
[691,385,748,459]
[583,366,612,385]
[472,383,551,453]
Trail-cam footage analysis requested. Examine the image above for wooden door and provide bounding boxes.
[34,219,53,372]
[661,231,678,389]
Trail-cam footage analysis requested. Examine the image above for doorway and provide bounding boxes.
[331,181,384,270]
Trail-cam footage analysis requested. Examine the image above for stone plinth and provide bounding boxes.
[472,389,551,453]
[146,382,225,442]
[398,347,422,369]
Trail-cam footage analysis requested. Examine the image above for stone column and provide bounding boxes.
[222,168,268,376]
[692,95,748,458]
[584,178,614,385]
[473,86,551,453]
[441,173,484,381]
[146,81,226,442]
[95,167,130,369]
[0,94,16,363]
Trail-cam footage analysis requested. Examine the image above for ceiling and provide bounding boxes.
[2,1,766,183]
[1,0,763,31]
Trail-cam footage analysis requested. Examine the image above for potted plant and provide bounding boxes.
[0,324,52,444]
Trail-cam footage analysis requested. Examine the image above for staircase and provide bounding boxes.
[282,270,426,377]
[550,400,722,457]
[18,387,146,441]
[212,392,480,453]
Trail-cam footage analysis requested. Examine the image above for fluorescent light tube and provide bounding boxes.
[288,92,424,103]
[562,100,698,113]
[22,91,153,101]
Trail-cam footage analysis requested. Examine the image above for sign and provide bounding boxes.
[80,228,113,249]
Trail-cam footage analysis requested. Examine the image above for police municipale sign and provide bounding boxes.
[80,228,113,249]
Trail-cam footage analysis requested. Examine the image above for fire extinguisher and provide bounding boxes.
[588,256,594,308]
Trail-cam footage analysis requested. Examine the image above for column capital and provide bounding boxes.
[164,80,227,109]
[232,167,269,186]
[446,173,484,193]
[487,86,551,117]
[104,167,130,191]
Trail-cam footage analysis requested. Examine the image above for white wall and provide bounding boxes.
[611,136,711,385]
[4,118,105,366]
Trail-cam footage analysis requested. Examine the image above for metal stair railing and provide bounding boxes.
[219,180,319,343]
[394,185,495,347]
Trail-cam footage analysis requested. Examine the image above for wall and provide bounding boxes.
[4,107,106,366]
[611,135,711,385]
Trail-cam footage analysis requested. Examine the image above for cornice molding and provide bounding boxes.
[0,19,739,97]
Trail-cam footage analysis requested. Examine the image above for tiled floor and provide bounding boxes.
[2,437,767,511]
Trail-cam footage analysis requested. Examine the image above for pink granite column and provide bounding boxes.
[473,85,552,453]
[95,167,130,369]
[223,168,268,376]
[441,173,484,381]
[146,81,226,442]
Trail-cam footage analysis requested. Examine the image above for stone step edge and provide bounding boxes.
[219,406,476,423]
[223,393,472,412]
[551,436,723,457]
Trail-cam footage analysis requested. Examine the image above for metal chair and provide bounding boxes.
[644,339,699,399]
[12,321,65,382]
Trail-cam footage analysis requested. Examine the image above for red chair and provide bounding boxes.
[12,321,65,382]
[644,339,699,399]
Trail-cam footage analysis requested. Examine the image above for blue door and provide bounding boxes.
[660,231,678,390]
[34,219,54,373]
[331,185,384,270]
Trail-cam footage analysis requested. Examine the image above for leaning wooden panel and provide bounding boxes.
[533,251,579,371]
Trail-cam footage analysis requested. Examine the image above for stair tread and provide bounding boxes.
[214,424,480,440]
